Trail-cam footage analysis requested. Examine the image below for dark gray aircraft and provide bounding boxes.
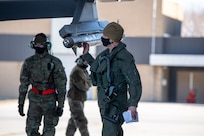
[0,0,132,54]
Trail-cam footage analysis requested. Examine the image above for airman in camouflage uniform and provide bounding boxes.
[66,56,92,136]
[18,33,67,136]
[82,22,142,136]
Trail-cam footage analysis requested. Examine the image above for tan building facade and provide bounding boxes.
[96,0,204,103]
[1,0,203,103]
[0,0,178,102]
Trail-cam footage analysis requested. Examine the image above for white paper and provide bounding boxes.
[122,110,139,123]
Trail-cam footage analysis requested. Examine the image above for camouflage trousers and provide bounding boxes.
[66,99,89,136]
[26,100,59,136]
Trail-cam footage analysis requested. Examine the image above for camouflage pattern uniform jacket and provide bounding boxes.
[18,52,67,109]
[67,64,92,101]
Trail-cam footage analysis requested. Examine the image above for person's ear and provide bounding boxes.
[110,39,114,44]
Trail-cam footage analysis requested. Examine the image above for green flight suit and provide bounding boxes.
[18,52,67,136]
[83,42,142,136]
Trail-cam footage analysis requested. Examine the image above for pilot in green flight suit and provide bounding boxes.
[82,22,142,136]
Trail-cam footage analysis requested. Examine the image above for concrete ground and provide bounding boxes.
[0,99,204,136]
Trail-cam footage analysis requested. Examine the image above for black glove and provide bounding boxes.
[56,107,63,117]
[18,104,25,116]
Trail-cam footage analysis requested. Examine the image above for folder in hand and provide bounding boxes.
[122,110,139,123]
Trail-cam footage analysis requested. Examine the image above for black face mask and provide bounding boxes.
[80,64,88,69]
[101,37,111,47]
[34,47,46,54]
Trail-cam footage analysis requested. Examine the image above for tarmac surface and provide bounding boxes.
[0,99,204,136]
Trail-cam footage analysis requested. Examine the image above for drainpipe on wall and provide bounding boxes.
[151,0,157,54]
[150,0,157,101]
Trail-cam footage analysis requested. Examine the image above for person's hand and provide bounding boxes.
[18,104,25,116]
[82,42,90,54]
[56,107,63,117]
[128,106,137,119]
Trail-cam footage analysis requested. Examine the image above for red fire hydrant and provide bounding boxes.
[186,90,196,103]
